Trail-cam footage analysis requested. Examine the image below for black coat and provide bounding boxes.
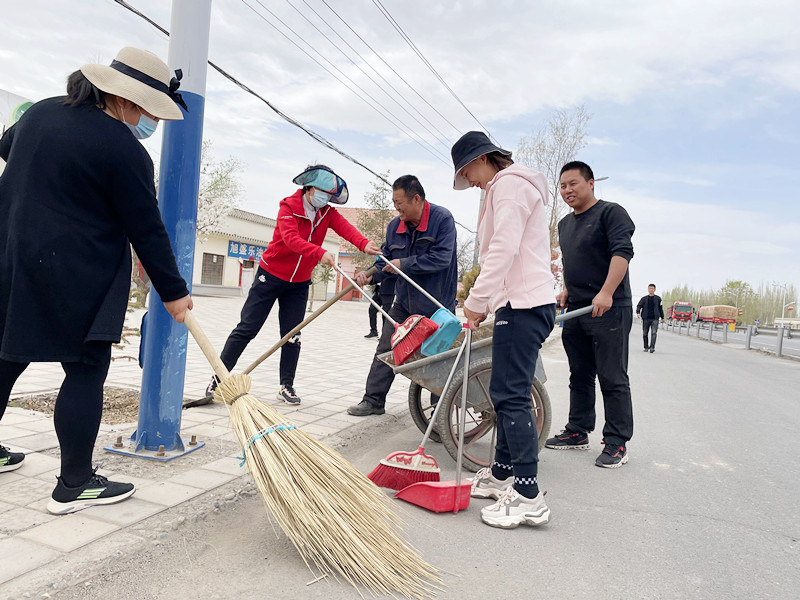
[0,97,188,362]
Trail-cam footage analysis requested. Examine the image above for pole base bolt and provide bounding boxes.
[113,436,123,449]
[189,435,198,446]
[156,445,165,457]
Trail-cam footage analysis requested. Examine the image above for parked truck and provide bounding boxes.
[666,301,692,323]
[696,305,737,324]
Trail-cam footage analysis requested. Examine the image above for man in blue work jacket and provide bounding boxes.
[348,174,458,416]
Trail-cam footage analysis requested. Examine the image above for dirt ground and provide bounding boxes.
[9,387,140,424]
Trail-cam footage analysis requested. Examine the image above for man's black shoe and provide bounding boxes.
[47,470,135,515]
[0,444,25,472]
[595,443,629,468]
[649,348,655,353]
[545,429,590,450]
[347,400,385,416]
[183,375,218,408]
[364,330,378,339]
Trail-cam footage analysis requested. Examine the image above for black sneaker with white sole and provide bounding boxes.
[47,470,135,515]
[545,429,590,450]
[277,384,301,405]
[0,444,25,472]
[595,443,629,468]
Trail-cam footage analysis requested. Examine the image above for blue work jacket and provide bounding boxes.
[371,200,457,317]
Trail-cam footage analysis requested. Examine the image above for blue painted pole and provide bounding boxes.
[135,0,212,452]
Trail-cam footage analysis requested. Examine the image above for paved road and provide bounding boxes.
[54,328,800,600]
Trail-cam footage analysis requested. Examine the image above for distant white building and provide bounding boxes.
[192,208,340,299]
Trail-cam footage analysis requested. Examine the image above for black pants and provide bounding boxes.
[490,304,555,482]
[0,342,111,487]
[362,303,439,408]
[561,306,634,447]
[220,267,309,386]
[368,294,394,333]
[642,318,658,350]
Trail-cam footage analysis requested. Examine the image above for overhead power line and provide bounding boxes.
[370,0,495,142]
[243,0,451,167]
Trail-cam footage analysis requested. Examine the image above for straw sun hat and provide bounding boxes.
[80,47,187,120]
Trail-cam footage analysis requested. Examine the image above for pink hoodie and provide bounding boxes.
[464,164,555,315]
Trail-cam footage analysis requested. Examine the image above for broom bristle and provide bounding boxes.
[213,374,441,599]
[392,316,438,365]
[368,463,440,491]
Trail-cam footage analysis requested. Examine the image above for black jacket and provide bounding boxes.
[637,295,664,320]
[0,97,188,362]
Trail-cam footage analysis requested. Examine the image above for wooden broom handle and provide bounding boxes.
[241,265,378,375]
[183,310,231,381]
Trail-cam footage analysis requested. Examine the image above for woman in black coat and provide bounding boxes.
[0,47,192,514]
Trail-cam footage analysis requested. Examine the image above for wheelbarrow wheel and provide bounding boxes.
[433,356,552,473]
[407,382,442,444]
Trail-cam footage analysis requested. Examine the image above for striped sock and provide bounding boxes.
[514,475,539,499]
[491,461,512,481]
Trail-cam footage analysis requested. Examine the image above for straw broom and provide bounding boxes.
[183,311,441,598]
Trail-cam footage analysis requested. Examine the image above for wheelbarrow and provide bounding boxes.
[377,305,593,473]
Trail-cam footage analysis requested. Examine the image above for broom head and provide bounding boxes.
[367,446,440,490]
[391,315,438,365]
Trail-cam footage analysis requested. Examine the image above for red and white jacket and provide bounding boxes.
[259,189,369,282]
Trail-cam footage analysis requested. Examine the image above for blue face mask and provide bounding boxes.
[123,107,158,140]
[309,189,332,208]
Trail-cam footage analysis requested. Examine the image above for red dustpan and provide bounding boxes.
[395,328,474,514]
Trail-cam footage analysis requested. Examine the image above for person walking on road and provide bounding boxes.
[545,161,635,469]
[348,175,457,417]
[452,131,556,529]
[0,47,192,514]
[637,284,664,353]
[201,165,379,406]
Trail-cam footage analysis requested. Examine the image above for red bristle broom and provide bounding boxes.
[368,325,469,490]
[334,265,437,365]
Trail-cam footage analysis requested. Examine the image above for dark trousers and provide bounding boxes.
[490,304,555,481]
[362,303,439,408]
[0,342,111,487]
[368,294,393,333]
[220,267,309,386]
[561,306,634,447]
[642,318,658,350]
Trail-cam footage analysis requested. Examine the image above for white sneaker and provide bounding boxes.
[470,467,513,499]
[480,487,550,529]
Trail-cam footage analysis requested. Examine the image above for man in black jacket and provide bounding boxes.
[636,284,664,353]
[545,161,635,469]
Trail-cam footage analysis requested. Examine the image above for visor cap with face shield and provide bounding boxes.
[292,165,349,205]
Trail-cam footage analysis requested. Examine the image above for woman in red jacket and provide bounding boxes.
[202,165,379,404]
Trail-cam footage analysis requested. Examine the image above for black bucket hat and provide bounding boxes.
[450,131,511,190]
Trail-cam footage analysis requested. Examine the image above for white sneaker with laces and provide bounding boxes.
[277,385,301,405]
[480,487,550,529]
[470,467,513,499]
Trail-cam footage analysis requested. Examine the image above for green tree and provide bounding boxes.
[307,264,335,312]
[343,173,395,273]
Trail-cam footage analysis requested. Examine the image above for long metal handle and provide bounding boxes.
[554,305,593,322]
[376,254,449,313]
[242,266,377,375]
[453,327,471,512]
[333,263,398,326]
[419,336,467,448]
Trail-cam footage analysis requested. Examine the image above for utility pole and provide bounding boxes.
[109,0,213,460]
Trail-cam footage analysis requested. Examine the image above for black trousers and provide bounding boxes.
[490,304,555,481]
[0,342,111,487]
[642,318,658,350]
[561,306,634,447]
[362,303,439,408]
[368,294,394,333]
[219,267,309,386]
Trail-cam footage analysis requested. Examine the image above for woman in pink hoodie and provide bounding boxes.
[451,131,556,530]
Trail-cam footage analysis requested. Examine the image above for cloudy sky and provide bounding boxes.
[3,0,799,297]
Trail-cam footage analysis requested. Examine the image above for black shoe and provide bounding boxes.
[649,348,655,353]
[643,348,649,352]
[47,470,135,515]
[184,375,219,408]
[595,443,629,468]
[545,429,590,450]
[364,330,379,339]
[347,400,385,416]
[277,385,301,405]
[0,444,25,473]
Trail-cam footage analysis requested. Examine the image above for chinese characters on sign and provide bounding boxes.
[228,240,267,259]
